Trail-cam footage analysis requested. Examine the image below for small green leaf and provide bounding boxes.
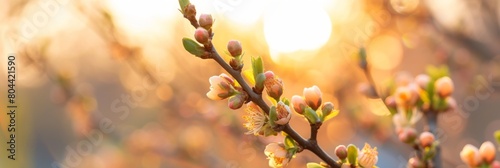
[242,69,255,85]
[322,110,339,122]
[178,0,190,13]
[306,163,325,168]
[304,107,320,124]
[347,144,358,165]
[182,38,205,57]
[284,136,296,150]
[269,106,277,126]
[252,56,264,79]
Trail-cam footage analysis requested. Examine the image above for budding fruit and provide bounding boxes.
[419,132,435,147]
[435,76,454,98]
[227,40,242,57]
[194,27,209,44]
[479,141,496,164]
[198,14,213,30]
[335,145,348,161]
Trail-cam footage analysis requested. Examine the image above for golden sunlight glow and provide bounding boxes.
[107,0,176,34]
[367,34,403,70]
[263,1,331,62]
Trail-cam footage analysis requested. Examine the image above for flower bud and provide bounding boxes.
[335,145,348,161]
[274,102,292,125]
[415,74,430,90]
[492,161,500,168]
[227,40,242,57]
[460,144,481,167]
[292,95,307,114]
[398,127,417,144]
[419,132,435,147]
[358,83,378,99]
[408,157,423,168]
[303,85,322,111]
[194,27,209,44]
[228,92,247,110]
[321,102,334,116]
[479,141,496,164]
[435,76,454,98]
[445,97,457,112]
[184,4,196,17]
[264,71,283,101]
[385,96,397,109]
[198,14,213,30]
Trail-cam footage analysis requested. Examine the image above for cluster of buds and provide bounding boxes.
[206,73,248,109]
[460,141,500,168]
[329,143,378,168]
[292,86,338,124]
[385,72,456,115]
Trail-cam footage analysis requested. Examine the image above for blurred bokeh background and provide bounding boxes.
[0,0,499,167]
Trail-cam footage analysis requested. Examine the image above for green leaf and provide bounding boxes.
[242,69,255,85]
[251,56,264,79]
[347,144,358,165]
[178,0,190,13]
[306,163,325,168]
[269,106,277,127]
[322,110,339,122]
[304,107,320,124]
[284,136,296,150]
[494,130,500,145]
[182,38,204,57]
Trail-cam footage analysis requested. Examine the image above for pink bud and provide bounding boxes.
[227,40,242,57]
[435,76,454,98]
[492,161,500,168]
[460,144,481,167]
[479,141,496,164]
[264,71,283,101]
[445,97,457,112]
[198,14,213,30]
[292,96,307,114]
[398,127,417,144]
[228,93,247,110]
[415,74,430,89]
[321,102,334,115]
[335,145,347,160]
[419,132,435,147]
[303,85,322,111]
[194,27,209,44]
[385,96,396,109]
[408,157,423,168]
